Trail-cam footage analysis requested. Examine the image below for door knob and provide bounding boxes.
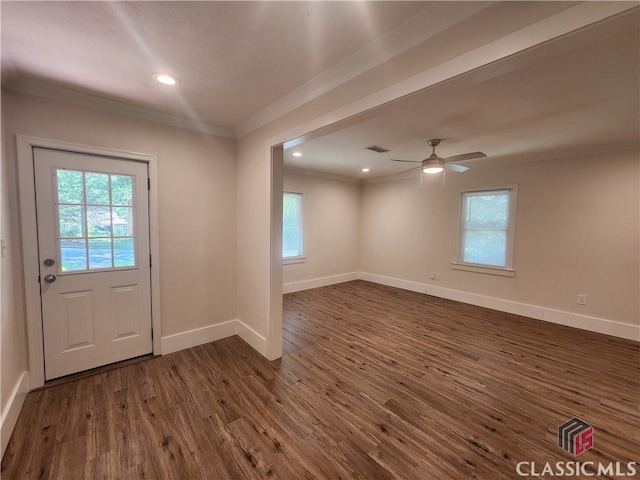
[44,274,57,283]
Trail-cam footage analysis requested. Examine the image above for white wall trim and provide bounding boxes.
[5,79,235,139]
[1,371,30,458]
[161,321,238,355]
[16,135,162,388]
[161,319,268,359]
[237,320,268,357]
[283,272,359,294]
[359,272,640,342]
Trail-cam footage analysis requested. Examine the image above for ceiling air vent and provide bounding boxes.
[365,145,390,154]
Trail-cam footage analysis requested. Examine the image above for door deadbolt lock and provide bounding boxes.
[44,274,57,283]
[44,258,55,267]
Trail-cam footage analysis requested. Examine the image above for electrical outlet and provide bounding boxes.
[435,272,441,281]
[577,294,586,305]
[331,263,337,270]
[429,272,436,280]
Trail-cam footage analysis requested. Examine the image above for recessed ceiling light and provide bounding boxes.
[153,73,180,86]
[292,152,302,157]
[362,168,370,172]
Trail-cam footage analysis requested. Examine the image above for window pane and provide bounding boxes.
[463,229,507,267]
[464,192,509,229]
[283,227,301,257]
[55,168,138,273]
[114,238,135,267]
[57,170,84,204]
[112,207,133,237]
[88,238,113,269]
[111,175,133,206]
[59,205,85,238]
[60,239,87,272]
[87,206,111,237]
[283,193,302,257]
[85,173,110,205]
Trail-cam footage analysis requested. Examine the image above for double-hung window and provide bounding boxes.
[283,192,304,263]
[452,186,517,276]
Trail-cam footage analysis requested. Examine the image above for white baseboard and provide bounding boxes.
[283,271,359,294]
[161,320,238,355]
[1,371,30,458]
[359,272,639,342]
[160,319,268,357]
[236,320,268,356]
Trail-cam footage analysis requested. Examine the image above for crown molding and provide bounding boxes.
[3,77,236,139]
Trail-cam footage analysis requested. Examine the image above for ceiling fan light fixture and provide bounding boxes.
[423,159,444,174]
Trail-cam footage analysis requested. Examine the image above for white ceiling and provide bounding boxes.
[284,6,640,179]
[1,2,638,180]
[1,1,430,132]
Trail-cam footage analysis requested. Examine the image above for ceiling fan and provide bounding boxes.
[392,139,486,189]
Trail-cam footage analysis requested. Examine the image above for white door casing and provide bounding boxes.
[34,148,152,379]
[17,136,161,387]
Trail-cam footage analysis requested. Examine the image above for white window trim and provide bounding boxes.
[282,191,304,261]
[283,255,306,265]
[451,184,518,277]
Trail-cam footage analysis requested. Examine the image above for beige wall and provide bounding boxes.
[1,90,238,409]
[234,5,634,357]
[1,96,29,411]
[360,149,639,326]
[283,170,360,286]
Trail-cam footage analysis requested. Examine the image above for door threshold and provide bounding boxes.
[36,353,156,391]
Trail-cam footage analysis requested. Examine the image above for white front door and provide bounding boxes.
[33,147,152,380]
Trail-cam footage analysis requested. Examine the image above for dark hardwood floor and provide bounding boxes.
[2,280,639,479]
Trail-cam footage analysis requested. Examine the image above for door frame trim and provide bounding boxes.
[17,135,161,388]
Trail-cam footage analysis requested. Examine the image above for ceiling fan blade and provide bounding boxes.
[444,151,487,162]
[395,165,422,175]
[445,163,470,173]
[391,158,421,163]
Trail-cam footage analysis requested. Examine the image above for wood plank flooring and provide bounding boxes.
[2,280,639,479]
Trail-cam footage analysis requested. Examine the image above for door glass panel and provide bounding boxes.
[111,175,133,206]
[88,239,113,269]
[55,168,137,273]
[87,206,111,237]
[113,238,135,267]
[57,170,84,204]
[60,239,88,272]
[112,207,133,236]
[59,205,85,238]
[85,173,110,205]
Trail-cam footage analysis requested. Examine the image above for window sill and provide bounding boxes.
[450,262,515,277]
[283,256,306,265]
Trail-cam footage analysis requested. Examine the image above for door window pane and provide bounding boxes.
[60,239,87,272]
[57,170,84,204]
[85,173,110,205]
[111,175,133,206]
[88,239,113,269]
[87,206,111,237]
[112,207,133,236]
[59,205,85,238]
[55,168,138,273]
[114,238,135,267]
